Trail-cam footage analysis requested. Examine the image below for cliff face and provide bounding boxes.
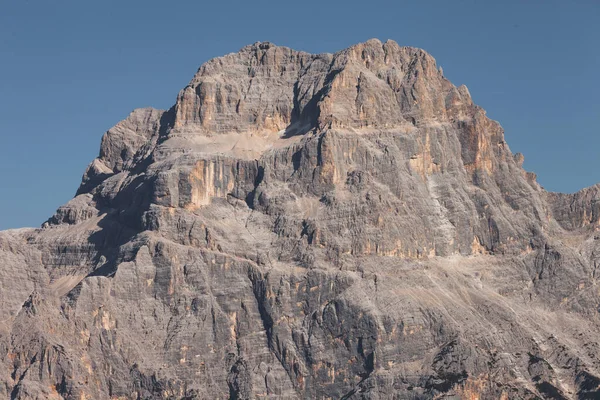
[1,39,600,399]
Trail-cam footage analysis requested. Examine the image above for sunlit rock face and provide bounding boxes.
[2,40,600,400]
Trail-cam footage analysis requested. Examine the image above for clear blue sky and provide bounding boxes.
[0,0,598,229]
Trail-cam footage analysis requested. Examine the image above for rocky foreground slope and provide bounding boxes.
[1,39,600,399]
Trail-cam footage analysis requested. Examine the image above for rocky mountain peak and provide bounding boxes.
[2,40,600,399]
[76,40,538,257]
[172,39,473,136]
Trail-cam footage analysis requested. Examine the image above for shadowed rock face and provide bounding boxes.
[1,39,600,399]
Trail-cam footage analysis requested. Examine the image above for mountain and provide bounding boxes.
[1,39,600,399]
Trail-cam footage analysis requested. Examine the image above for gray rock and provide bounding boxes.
[1,39,600,399]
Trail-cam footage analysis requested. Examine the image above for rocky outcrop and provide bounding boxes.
[548,184,600,231]
[1,39,599,399]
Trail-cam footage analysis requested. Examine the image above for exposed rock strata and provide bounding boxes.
[1,39,600,399]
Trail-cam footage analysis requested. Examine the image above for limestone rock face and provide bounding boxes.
[2,40,600,399]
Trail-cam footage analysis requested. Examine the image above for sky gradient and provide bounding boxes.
[1,0,598,229]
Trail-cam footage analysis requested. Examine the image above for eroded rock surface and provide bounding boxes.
[1,39,600,399]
